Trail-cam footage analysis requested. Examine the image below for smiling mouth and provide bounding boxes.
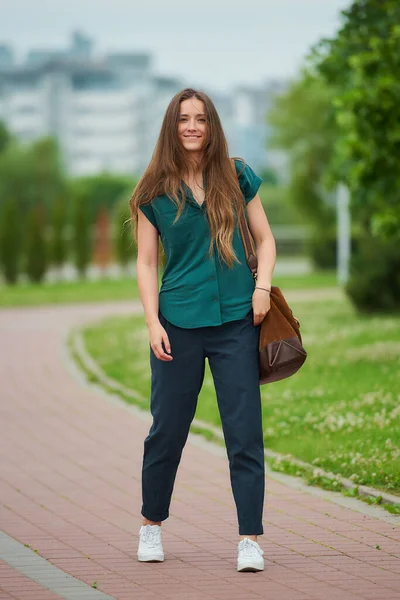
[184,135,201,138]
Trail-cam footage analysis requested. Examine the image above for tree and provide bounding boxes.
[49,197,67,274]
[314,0,400,241]
[0,136,66,216]
[69,172,136,223]
[24,203,48,283]
[0,198,22,284]
[0,142,36,214]
[29,137,67,211]
[92,207,112,274]
[71,192,91,278]
[0,121,11,154]
[268,68,337,224]
[268,68,339,267]
[113,196,136,271]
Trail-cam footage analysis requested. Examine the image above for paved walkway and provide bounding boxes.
[0,299,399,600]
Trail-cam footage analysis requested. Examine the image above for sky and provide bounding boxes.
[0,0,351,93]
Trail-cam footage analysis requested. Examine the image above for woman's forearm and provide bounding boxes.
[255,236,276,289]
[136,262,160,327]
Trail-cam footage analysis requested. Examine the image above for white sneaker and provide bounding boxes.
[237,537,264,572]
[137,524,164,562]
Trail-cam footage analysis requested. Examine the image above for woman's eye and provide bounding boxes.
[179,118,206,122]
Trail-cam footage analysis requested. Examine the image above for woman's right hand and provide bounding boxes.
[148,321,173,361]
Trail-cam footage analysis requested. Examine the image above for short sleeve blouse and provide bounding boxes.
[138,158,262,328]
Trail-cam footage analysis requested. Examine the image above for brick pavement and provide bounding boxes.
[0,300,399,600]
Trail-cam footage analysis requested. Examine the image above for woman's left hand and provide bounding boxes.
[252,288,271,326]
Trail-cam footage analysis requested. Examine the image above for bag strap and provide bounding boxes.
[230,158,258,279]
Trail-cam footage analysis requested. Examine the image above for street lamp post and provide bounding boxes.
[337,183,351,285]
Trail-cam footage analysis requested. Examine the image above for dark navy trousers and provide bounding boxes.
[141,308,265,535]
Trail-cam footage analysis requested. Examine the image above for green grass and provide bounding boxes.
[0,277,140,307]
[0,270,337,307]
[81,294,400,496]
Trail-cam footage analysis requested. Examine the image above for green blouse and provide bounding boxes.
[139,158,262,328]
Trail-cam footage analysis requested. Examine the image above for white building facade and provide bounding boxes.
[0,33,286,177]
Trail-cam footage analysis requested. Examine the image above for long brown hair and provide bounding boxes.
[130,87,247,268]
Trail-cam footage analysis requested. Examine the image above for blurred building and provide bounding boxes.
[0,32,287,177]
[221,80,288,175]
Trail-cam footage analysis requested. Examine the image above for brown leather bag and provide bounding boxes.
[235,168,307,384]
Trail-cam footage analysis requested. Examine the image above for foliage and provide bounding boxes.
[267,69,339,267]
[29,137,67,210]
[0,198,22,284]
[308,226,361,270]
[71,192,91,278]
[113,195,136,269]
[307,227,337,270]
[0,136,66,216]
[259,165,279,186]
[69,172,136,223]
[0,121,11,154]
[314,0,400,241]
[258,184,304,226]
[24,204,48,283]
[346,234,400,312]
[268,69,337,226]
[49,197,67,269]
[0,142,36,212]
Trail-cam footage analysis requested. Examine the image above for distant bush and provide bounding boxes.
[346,235,400,313]
[308,227,337,269]
[308,225,361,270]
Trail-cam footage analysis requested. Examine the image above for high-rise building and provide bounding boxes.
[0,32,287,177]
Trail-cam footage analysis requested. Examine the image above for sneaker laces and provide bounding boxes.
[143,526,161,549]
[239,538,263,558]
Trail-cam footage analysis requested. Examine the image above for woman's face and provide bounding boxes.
[178,98,207,155]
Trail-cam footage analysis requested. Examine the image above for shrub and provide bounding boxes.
[308,227,337,270]
[308,225,361,271]
[346,235,400,313]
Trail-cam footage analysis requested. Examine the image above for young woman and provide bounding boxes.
[130,88,276,572]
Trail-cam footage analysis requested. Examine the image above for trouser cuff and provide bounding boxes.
[141,507,169,522]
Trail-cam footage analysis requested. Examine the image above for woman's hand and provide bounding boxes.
[148,321,173,361]
[252,288,271,326]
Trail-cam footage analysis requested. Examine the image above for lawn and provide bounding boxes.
[81,294,400,496]
[0,270,337,307]
[0,277,140,307]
